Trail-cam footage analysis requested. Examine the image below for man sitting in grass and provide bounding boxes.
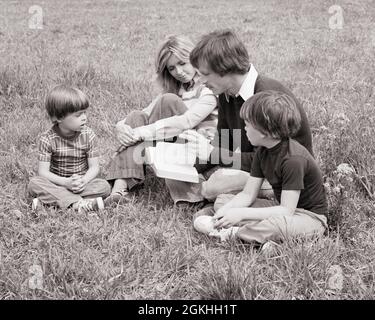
[187,29,313,201]
[190,90,328,248]
[28,85,110,213]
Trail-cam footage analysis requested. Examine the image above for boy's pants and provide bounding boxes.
[194,194,328,244]
[28,176,111,209]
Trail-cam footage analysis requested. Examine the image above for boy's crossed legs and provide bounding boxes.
[193,194,327,245]
[28,176,111,212]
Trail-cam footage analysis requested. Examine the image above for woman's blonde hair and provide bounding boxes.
[155,35,195,94]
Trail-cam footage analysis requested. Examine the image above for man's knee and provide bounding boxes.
[237,218,283,244]
[201,168,249,200]
[201,180,218,200]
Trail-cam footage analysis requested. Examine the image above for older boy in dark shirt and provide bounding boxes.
[192,90,328,246]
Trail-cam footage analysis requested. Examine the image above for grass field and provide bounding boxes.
[0,0,374,299]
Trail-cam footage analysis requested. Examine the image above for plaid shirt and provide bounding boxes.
[38,124,98,177]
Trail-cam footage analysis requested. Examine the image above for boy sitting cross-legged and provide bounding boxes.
[28,85,111,213]
[193,90,328,247]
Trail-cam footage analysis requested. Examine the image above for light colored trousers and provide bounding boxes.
[28,176,111,209]
[194,194,328,244]
[167,167,273,203]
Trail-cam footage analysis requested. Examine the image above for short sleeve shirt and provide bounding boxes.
[38,124,98,177]
[251,139,327,215]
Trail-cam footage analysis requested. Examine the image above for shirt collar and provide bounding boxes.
[224,64,258,102]
[182,72,200,91]
[53,123,80,140]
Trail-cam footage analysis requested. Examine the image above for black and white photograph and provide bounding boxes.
[0,0,374,306]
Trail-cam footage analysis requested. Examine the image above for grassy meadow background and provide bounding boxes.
[0,0,374,299]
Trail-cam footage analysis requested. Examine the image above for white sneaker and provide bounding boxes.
[76,197,104,213]
[260,241,280,257]
[193,215,216,234]
[31,198,42,211]
[194,215,239,242]
[212,227,239,242]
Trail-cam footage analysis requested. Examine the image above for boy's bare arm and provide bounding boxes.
[38,161,71,188]
[82,157,100,184]
[214,189,301,229]
[216,176,263,212]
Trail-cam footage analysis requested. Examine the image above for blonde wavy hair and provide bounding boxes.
[155,35,195,95]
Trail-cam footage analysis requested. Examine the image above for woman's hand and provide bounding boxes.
[115,122,141,147]
[213,208,244,229]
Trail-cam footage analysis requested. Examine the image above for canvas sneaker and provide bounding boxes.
[31,198,43,211]
[75,197,104,213]
[193,215,216,234]
[211,226,239,242]
[103,190,131,207]
[194,215,239,242]
[260,240,280,257]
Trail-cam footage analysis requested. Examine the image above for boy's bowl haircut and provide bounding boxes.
[45,85,89,120]
[240,90,302,140]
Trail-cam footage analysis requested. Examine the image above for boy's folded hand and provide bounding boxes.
[66,175,86,193]
[71,175,87,193]
[65,176,76,192]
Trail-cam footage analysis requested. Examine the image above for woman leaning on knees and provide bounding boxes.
[104,35,218,206]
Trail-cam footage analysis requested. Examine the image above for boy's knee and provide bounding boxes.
[27,176,46,194]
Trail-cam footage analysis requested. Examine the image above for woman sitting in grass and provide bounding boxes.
[104,35,218,206]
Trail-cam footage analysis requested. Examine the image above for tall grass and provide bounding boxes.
[0,0,374,299]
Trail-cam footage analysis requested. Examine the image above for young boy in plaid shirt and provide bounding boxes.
[28,85,110,212]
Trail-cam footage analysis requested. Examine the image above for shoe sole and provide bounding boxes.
[32,198,39,211]
[96,197,104,210]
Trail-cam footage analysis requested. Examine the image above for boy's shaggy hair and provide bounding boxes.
[45,85,89,120]
[190,29,250,76]
[240,90,301,139]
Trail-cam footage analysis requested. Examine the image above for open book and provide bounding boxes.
[145,142,199,183]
